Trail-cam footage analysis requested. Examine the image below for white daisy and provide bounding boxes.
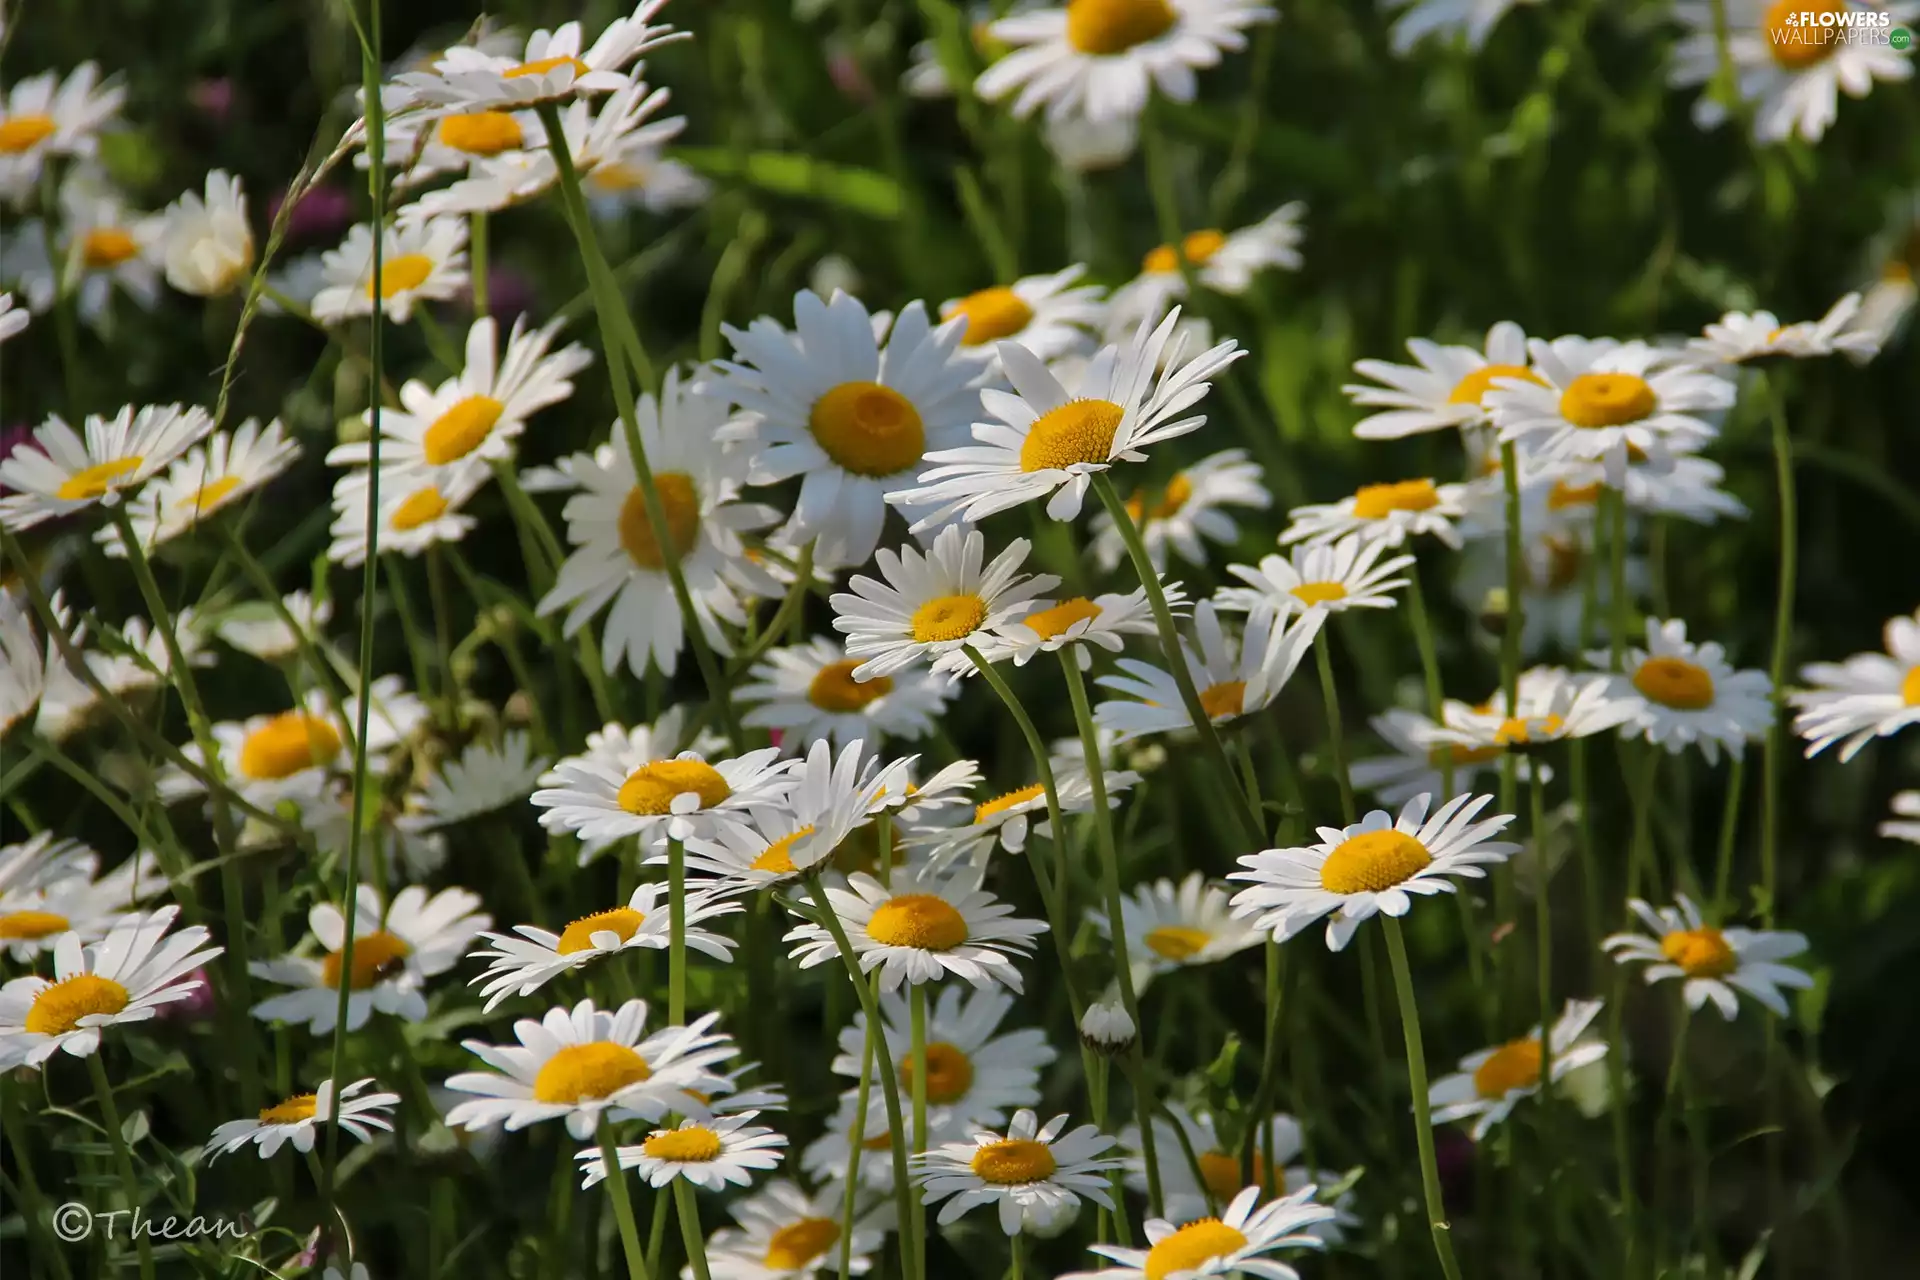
[703,1178,889,1280]
[536,711,730,861]
[1593,618,1774,763]
[1880,791,1920,845]
[0,832,102,900]
[974,0,1275,125]
[1344,320,1537,439]
[205,1078,400,1160]
[534,740,796,852]
[833,986,1055,1138]
[889,306,1243,529]
[52,173,163,325]
[978,581,1177,669]
[1847,260,1916,355]
[311,218,468,325]
[1423,666,1644,759]
[102,417,300,554]
[1348,708,1516,806]
[737,637,957,751]
[1109,205,1305,326]
[1087,448,1271,572]
[703,289,979,568]
[801,1088,971,1195]
[390,1,685,113]
[1091,872,1264,982]
[830,524,1058,681]
[1427,998,1609,1140]
[1684,293,1885,365]
[0,850,162,961]
[0,404,215,531]
[1217,535,1414,618]
[536,370,781,678]
[1528,451,1748,526]
[327,461,491,566]
[408,730,550,827]
[1280,476,1475,550]
[0,64,124,200]
[582,142,710,218]
[1603,895,1813,1020]
[941,265,1108,368]
[248,884,489,1034]
[1790,606,1920,760]
[679,738,894,893]
[1125,1106,1352,1239]
[34,602,212,742]
[915,1109,1123,1236]
[366,104,546,189]
[213,589,332,662]
[785,866,1047,992]
[153,170,254,296]
[0,590,46,736]
[1094,600,1320,741]
[909,754,1139,873]
[1229,792,1520,951]
[580,1111,788,1190]
[0,907,221,1067]
[1059,1184,1335,1280]
[1386,0,1538,52]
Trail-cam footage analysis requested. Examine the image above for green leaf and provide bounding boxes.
[672,148,904,220]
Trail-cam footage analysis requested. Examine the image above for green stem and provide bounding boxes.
[88,1052,156,1280]
[598,1117,653,1280]
[1530,764,1555,1138]
[673,1181,712,1280]
[909,984,930,1280]
[1380,917,1465,1280]
[1605,488,1630,670]
[1711,753,1747,916]
[669,837,687,1025]
[1313,632,1356,824]
[470,211,489,317]
[839,1005,878,1280]
[1010,1230,1024,1280]
[1760,375,1795,928]
[546,1140,575,1280]
[1499,441,1525,708]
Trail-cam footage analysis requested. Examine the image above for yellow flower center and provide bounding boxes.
[0,910,70,940]
[974,782,1046,825]
[1548,480,1602,511]
[1126,473,1196,524]
[617,473,702,570]
[1199,680,1248,721]
[1428,742,1504,768]
[81,228,141,269]
[55,456,145,501]
[422,395,506,465]
[239,712,343,779]
[1067,0,1178,54]
[1494,714,1564,746]
[1765,1,1843,68]
[589,161,650,192]
[24,973,130,1035]
[1352,479,1440,520]
[175,475,242,515]
[1024,597,1104,640]
[901,1041,976,1105]
[367,253,435,300]
[616,759,732,816]
[1901,664,1920,707]
[321,931,412,991]
[1145,925,1212,962]
[909,593,988,644]
[557,907,646,955]
[505,55,592,79]
[1143,228,1228,275]
[437,110,525,155]
[808,659,891,712]
[948,286,1034,345]
[1290,581,1348,607]
[1661,926,1738,978]
[751,826,814,875]
[1472,1037,1544,1099]
[865,893,969,951]
[389,485,450,531]
[0,114,58,153]
[1559,373,1656,428]
[533,1042,653,1104]
[1196,1150,1284,1204]
[1144,1219,1250,1280]
[1447,363,1544,407]
[808,382,926,478]
[643,1125,724,1162]
[258,1093,320,1125]
[1319,829,1433,894]
[1020,398,1125,472]
[969,1137,1058,1184]
[764,1219,841,1270]
[1632,656,1716,711]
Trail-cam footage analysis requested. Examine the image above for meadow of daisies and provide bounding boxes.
[3,0,1919,1277]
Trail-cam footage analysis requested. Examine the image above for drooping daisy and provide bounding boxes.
[102,418,300,554]
[533,742,795,850]
[249,884,489,1034]
[703,1178,890,1280]
[581,1111,789,1190]
[978,581,1177,669]
[1217,535,1414,619]
[0,907,221,1067]
[447,998,736,1139]
[1385,0,1539,53]
[974,0,1276,125]
[1881,791,1920,845]
[0,849,162,961]
[0,404,215,531]
[910,754,1140,873]
[153,170,254,296]
[703,289,979,568]
[1229,792,1520,951]
[786,866,1047,992]
[1344,320,1537,439]
[326,461,491,566]
[737,637,957,751]
[1280,476,1474,550]
[1094,600,1320,741]
[1593,618,1774,763]
[0,591,45,736]
[679,738,893,893]
[915,1109,1123,1236]
[1427,998,1609,1139]
[1059,1185,1335,1280]
[311,218,468,325]
[536,370,781,678]
[1091,872,1264,982]
[1603,896,1813,1019]
[205,1078,400,1160]
[1087,448,1271,572]
[889,306,1243,529]
[1125,1106,1353,1238]
[1109,205,1305,326]
[832,986,1055,1136]
[1671,1,1915,146]
[830,524,1058,680]
[942,265,1107,369]
[1790,606,1920,760]
[390,1,685,113]
[213,589,332,662]
[0,64,124,199]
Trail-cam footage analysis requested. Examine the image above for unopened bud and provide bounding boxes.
[1080,998,1136,1054]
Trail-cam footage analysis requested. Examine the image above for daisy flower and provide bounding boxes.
[703,289,979,568]
[1427,998,1609,1139]
[1684,293,1885,365]
[915,1109,1123,1236]
[703,1178,890,1279]
[1528,452,1748,526]
[0,64,123,199]
[974,0,1275,125]
[52,173,163,325]
[366,104,546,189]
[34,603,211,742]
[580,1112,788,1190]
[1280,476,1474,550]
[1059,1185,1335,1280]
[311,218,468,325]
[1881,791,1920,845]
[786,866,1047,992]
[536,711,730,861]
[1094,601,1320,741]
[832,986,1055,1134]
[533,742,796,849]
[1125,1106,1352,1238]
[1386,0,1539,51]
[249,884,489,1034]
[1592,618,1774,763]
[909,754,1140,872]
[1790,606,1920,760]
[1091,872,1264,981]
[0,591,45,736]
[0,907,221,1067]
[390,0,685,113]
[205,1078,400,1160]
[1229,792,1519,951]
[0,404,215,531]
[889,306,1243,529]
[1217,535,1414,619]
[0,850,162,961]
[679,738,894,892]
[1344,320,1537,439]
[802,1089,969,1194]
[327,461,491,566]
[102,417,300,554]
[447,999,736,1139]
[153,171,254,296]
[942,265,1107,368]
[582,142,711,219]
[1088,448,1271,572]
[830,524,1058,680]
[536,370,781,678]
[1671,1,1915,145]
[403,730,550,828]
[213,589,332,662]
[1423,666,1643,759]
[737,637,957,751]
[1348,708,1514,806]
[1109,205,1305,326]
[978,581,1176,669]
[1603,895,1812,1019]
[0,832,100,900]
